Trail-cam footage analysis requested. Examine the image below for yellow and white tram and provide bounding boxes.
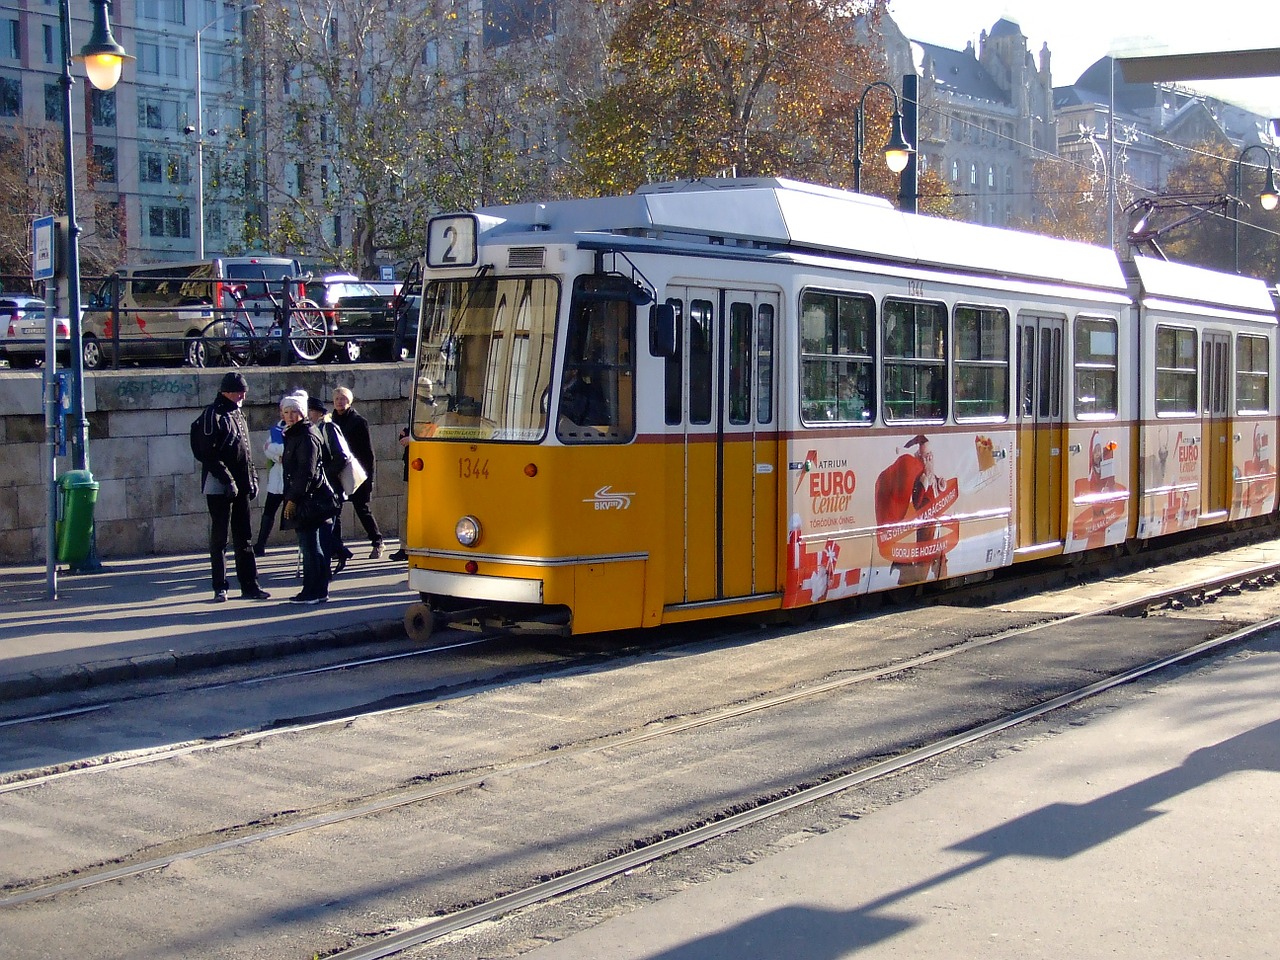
[400,178,1277,638]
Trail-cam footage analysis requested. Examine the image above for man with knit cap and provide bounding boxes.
[191,371,271,602]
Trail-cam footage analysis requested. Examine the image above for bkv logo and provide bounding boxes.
[584,485,635,510]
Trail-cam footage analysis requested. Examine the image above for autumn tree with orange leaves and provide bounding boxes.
[565,0,946,209]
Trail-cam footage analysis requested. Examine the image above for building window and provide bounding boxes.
[43,24,54,64]
[207,207,224,239]
[93,144,117,182]
[0,76,20,116]
[969,163,977,187]
[91,89,116,127]
[45,83,61,122]
[139,0,186,24]
[332,213,341,245]
[2,20,19,59]
[149,205,191,238]
[138,41,159,74]
[139,98,166,129]
[167,153,190,184]
[140,151,164,183]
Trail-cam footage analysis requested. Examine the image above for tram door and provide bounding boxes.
[1201,331,1231,520]
[1015,315,1065,552]
[664,287,779,605]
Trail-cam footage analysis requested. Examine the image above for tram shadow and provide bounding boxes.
[629,715,1280,960]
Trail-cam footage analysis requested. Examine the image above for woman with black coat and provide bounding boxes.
[280,391,332,603]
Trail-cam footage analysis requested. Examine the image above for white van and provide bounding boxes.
[81,256,303,369]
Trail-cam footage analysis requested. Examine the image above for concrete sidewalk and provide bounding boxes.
[0,544,413,700]
[522,631,1280,960]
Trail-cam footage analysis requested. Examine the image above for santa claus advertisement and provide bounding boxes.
[1133,425,1192,541]
[1066,427,1131,549]
[784,432,1014,607]
[1232,421,1276,520]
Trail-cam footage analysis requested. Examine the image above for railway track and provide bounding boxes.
[3,548,1278,960]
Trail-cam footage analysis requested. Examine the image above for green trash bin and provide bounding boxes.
[56,469,99,566]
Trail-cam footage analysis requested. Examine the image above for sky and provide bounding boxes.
[887,0,1280,116]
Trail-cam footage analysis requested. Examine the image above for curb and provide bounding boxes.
[0,616,406,702]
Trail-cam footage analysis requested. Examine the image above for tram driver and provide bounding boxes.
[560,365,610,425]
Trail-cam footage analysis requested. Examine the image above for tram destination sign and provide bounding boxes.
[427,214,478,268]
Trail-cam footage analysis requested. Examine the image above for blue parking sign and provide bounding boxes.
[33,216,55,281]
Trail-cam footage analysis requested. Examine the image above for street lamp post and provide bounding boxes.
[852,80,914,201]
[1232,143,1279,275]
[59,0,131,475]
[187,4,259,260]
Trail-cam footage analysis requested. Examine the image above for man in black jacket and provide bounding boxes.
[331,386,384,559]
[192,371,271,602]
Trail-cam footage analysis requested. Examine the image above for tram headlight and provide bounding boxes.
[455,515,482,547]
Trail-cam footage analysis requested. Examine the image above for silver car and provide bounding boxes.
[1,296,59,369]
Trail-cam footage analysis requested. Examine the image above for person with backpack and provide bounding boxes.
[306,395,353,574]
[190,371,271,603]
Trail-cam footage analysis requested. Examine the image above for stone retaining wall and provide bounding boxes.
[0,365,413,565]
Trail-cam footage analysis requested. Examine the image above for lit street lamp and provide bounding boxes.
[852,80,914,201]
[1233,143,1279,275]
[60,0,131,475]
[185,4,259,260]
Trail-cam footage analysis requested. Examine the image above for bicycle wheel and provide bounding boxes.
[201,317,256,367]
[288,300,328,362]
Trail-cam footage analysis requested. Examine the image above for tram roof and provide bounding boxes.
[1127,255,1277,316]
[474,178,1129,292]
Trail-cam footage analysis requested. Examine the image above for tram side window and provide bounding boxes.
[799,289,874,424]
[883,297,946,422]
[1073,316,1117,417]
[1154,325,1197,415]
[556,281,636,444]
[663,298,683,425]
[953,305,1009,420]
[1236,334,1270,414]
[757,303,775,424]
[689,299,714,424]
[728,302,753,424]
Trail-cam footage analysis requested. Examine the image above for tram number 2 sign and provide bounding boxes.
[428,214,479,268]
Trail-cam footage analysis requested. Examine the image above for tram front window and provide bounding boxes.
[411,276,559,441]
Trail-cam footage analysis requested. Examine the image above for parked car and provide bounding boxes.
[309,273,405,362]
[3,303,70,368]
[1,296,48,367]
[81,256,302,369]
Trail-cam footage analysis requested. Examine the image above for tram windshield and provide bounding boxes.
[411,276,559,441]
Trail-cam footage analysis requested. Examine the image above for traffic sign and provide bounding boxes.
[33,216,55,281]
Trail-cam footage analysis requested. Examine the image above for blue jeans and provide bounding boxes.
[295,520,331,598]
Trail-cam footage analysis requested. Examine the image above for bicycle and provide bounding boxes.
[196,277,329,366]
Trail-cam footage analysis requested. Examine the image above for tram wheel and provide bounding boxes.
[404,602,435,643]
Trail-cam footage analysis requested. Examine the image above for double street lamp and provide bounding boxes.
[1232,143,1279,275]
[59,0,132,474]
[852,80,914,198]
